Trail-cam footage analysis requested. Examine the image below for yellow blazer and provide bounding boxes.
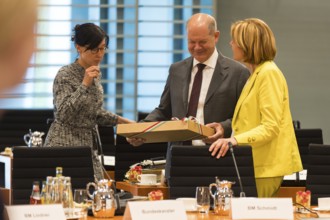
[232,61,303,178]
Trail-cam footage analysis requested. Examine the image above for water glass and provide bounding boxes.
[196,186,210,214]
[74,189,88,204]
[73,189,88,218]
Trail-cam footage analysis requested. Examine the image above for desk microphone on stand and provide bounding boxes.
[94,125,132,215]
[95,125,105,168]
[95,125,117,191]
[228,142,246,197]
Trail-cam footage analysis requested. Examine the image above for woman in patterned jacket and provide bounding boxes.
[44,23,135,180]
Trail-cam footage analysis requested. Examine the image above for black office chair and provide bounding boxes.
[295,129,323,170]
[97,125,115,171]
[281,128,323,187]
[306,144,330,205]
[114,135,167,181]
[45,119,116,171]
[0,109,53,151]
[166,145,257,199]
[11,146,94,204]
[293,120,301,129]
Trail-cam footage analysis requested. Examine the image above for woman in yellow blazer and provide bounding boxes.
[209,18,303,197]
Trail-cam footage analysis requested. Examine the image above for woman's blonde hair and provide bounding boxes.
[0,0,37,53]
[231,18,276,65]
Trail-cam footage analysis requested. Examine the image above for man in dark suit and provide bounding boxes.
[128,13,249,146]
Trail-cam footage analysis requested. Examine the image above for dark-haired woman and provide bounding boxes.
[44,23,134,180]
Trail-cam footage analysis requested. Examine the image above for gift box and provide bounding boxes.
[117,120,215,143]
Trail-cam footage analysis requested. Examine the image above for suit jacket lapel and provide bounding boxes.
[205,52,226,104]
[232,70,258,123]
[182,58,194,111]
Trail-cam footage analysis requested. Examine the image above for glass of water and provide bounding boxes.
[73,189,88,218]
[196,186,210,214]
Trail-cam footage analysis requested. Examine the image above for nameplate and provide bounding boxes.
[318,197,330,210]
[283,170,307,181]
[5,204,66,220]
[123,200,187,220]
[231,198,293,219]
[103,155,115,166]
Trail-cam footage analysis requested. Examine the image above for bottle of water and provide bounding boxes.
[56,166,63,177]
[43,176,53,204]
[63,177,74,217]
[50,177,60,204]
[40,181,47,204]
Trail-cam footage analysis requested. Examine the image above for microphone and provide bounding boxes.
[95,125,117,193]
[94,125,105,167]
[228,142,246,197]
[95,125,133,215]
[130,157,166,169]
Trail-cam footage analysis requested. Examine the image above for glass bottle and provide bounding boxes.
[30,181,41,204]
[44,176,53,204]
[63,177,73,208]
[58,176,65,202]
[40,181,47,204]
[56,166,63,177]
[50,177,60,204]
[63,177,74,218]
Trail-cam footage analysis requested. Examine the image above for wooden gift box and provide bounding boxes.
[117,120,215,143]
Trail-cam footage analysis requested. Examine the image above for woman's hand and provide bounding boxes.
[117,116,136,124]
[82,65,100,87]
[209,137,237,159]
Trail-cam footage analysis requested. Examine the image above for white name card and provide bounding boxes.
[283,170,307,181]
[123,200,187,220]
[5,204,66,220]
[298,169,307,181]
[231,198,293,220]
[318,197,330,210]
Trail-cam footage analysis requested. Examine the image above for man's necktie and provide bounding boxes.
[186,63,206,117]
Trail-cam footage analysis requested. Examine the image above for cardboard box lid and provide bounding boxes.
[117,120,215,143]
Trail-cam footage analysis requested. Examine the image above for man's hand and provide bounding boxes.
[203,122,224,144]
[126,137,145,147]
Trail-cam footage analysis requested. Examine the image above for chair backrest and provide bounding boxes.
[295,129,323,169]
[0,109,53,151]
[166,145,257,199]
[292,120,301,129]
[11,146,94,204]
[98,125,115,171]
[306,144,330,205]
[114,135,167,181]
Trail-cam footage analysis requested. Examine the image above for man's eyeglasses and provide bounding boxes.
[90,47,108,54]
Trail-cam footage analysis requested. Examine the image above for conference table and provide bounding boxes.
[85,209,318,220]
[0,155,318,219]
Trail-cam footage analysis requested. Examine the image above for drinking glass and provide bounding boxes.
[74,189,88,204]
[196,186,210,214]
[73,189,88,218]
